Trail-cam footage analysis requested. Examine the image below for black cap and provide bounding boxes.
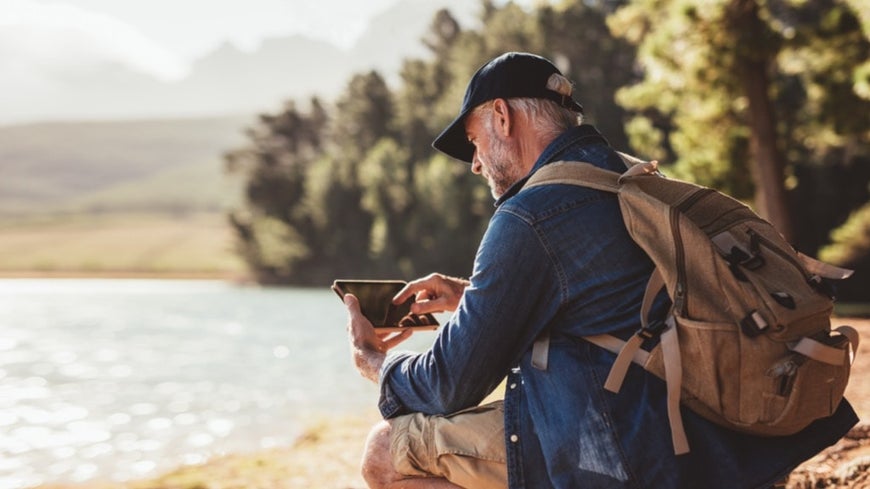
[432,52,583,163]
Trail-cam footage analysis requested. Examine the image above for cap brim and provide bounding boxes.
[432,109,475,163]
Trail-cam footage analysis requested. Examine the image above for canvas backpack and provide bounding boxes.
[522,154,860,455]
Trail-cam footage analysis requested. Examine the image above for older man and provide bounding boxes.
[341,52,857,489]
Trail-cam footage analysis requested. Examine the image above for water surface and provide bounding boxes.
[0,279,436,487]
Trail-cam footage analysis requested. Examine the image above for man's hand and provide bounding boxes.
[393,273,470,315]
[344,294,413,384]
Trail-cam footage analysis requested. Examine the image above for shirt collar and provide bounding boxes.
[494,124,610,207]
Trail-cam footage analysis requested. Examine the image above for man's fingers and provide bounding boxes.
[392,282,421,305]
[380,329,413,349]
[411,296,449,315]
[393,273,441,304]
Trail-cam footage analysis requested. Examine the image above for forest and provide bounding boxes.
[224,0,870,302]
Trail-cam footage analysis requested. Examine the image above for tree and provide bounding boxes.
[359,138,415,276]
[222,0,650,284]
[772,0,870,262]
[537,0,638,151]
[226,0,870,291]
[224,98,328,283]
[724,0,794,240]
[609,0,869,247]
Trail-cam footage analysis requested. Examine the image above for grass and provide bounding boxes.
[0,212,245,277]
[65,160,244,215]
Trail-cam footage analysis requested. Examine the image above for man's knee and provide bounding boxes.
[361,420,396,488]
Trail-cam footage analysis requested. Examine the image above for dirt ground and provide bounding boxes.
[786,317,870,489]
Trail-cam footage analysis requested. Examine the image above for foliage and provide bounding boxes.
[822,202,870,266]
[608,0,869,299]
[226,0,870,296]
[225,1,638,285]
[820,202,870,300]
[610,0,869,197]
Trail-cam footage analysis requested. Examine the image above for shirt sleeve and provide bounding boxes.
[377,208,564,418]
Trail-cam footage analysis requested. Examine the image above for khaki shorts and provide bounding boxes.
[389,400,508,489]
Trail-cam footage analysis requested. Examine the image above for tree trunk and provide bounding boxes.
[727,0,795,242]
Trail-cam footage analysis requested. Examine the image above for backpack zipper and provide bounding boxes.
[669,188,712,316]
[676,187,716,212]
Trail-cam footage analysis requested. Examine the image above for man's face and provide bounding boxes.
[465,106,523,199]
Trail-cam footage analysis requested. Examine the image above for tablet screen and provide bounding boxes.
[332,280,438,329]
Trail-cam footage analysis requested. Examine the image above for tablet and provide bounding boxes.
[332,279,439,331]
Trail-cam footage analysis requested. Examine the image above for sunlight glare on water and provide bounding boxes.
[0,278,437,488]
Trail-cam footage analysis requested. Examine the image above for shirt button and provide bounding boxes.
[510,383,517,389]
[510,434,519,443]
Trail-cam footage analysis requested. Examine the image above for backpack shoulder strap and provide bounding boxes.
[615,151,649,169]
[523,156,660,193]
[524,161,620,193]
[524,154,691,453]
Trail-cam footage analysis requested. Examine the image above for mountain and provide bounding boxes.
[0,0,480,125]
[0,0,490,276]
[352,0,477,75]
[0,0,486,218]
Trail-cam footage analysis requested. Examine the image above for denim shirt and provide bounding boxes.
[378,125,858,488]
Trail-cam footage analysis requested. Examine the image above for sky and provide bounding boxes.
[0,0,537,123]
[1,0,410,83]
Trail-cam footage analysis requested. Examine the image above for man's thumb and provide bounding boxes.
[344,294,364,318]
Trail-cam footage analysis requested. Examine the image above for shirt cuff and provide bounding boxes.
[377,350,414,419]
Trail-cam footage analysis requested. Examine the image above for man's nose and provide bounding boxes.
[471,156,482,175]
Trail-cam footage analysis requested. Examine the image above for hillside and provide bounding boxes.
[0,116,251,216]
[0,115,256,276]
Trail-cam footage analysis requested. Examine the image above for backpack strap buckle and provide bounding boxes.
[730,246,765,270]
[712,231,765,270]
[638,318,667,340]
[740,310,770,337]
[808,274,839,299]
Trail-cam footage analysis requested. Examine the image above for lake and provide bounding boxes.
[0,278,439,488]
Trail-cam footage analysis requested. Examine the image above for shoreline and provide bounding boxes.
[35,419,870,489]
[4,272,868,316]
[0,270,259,286]
[34,410,382,489]
[0,270,239,280]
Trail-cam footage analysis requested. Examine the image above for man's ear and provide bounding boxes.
[491,98,512,137]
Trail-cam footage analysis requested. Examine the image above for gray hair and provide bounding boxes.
[471,73,582,141]
[506,98,582,140]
